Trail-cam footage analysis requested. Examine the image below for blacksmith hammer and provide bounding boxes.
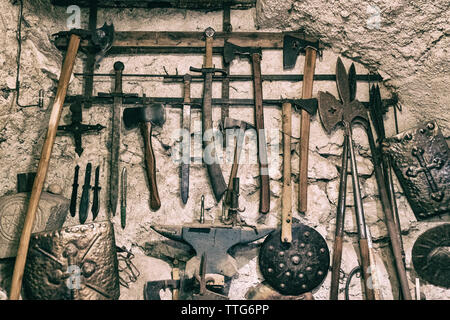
[9,23,114,300]
[220,117,255,205]
[283,35,322,214]
[223,41,270,214]
[123,102,166,211]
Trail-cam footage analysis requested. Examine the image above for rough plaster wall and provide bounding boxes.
[0,0,448,300]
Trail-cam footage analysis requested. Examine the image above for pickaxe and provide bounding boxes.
[9,23,114,300]
[318,57,376,300]
[123,102,166,211]
[223,41,270,214]
[220,117,255,205]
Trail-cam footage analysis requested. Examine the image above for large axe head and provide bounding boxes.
[318,57,368,134]
[221,117,255,131]
[123,103,166,129]
[283,35,321,69]
[223,41,262,64]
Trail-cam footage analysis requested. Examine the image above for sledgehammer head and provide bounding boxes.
[123,103,166,129]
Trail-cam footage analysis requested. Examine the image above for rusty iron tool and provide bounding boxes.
[120,167,127,229]
[318,57,375,300]
[109,61,124,217]
[220,117,255,206]
[190,27,228,202]
[223,41,270,214]
[366,84,412,299]
[258,101,330,296]
[283,35,322,214]
[9,23,114,301]
[123,102,165,211]
[180,74,192,204]
[151,220,275,280]
[57,98,105,156]
[69,165,80,217]
[412,224,450,289]
[91,165,101,220]
[79,163,92,224]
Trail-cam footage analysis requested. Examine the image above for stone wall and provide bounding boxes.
[0,0,448,300]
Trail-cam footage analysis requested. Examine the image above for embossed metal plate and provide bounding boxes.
[258,224,330,296]
[383,121,449,220]
[23,221,120,300]
[412,224,450,288]
[0,192,68,259]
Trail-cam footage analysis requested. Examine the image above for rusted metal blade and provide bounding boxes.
[336,57,350,104]
[317,91,344,134]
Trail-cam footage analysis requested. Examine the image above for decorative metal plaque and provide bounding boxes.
[0,192,69,259]
[23,221,120,300]
[382,121,449,220]
[412,223,450,288]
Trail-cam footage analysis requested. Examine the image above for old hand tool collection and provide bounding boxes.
[10,0,446,300]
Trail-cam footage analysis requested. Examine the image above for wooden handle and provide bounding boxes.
[140,122,161,211]
[252,53,270,214]
[359,238,376,300]
[204,35,213,68]
[9,34,81,300]
[183,75,191,104]
[281,102,292,243]
[225,141,240,205]
[298,48,317,213]
[330,236,344,300]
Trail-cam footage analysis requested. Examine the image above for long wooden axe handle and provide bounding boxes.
[298,48,317,213]
[9,34,81,300]
[281,102,292,243]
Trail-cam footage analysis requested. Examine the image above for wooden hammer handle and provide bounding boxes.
[252,52,270,214]
[281,102,292,243]
[140,122,161,211]
[9,34,81,300]
[298,48,317,213]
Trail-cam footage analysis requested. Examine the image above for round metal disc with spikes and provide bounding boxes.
[258,224,330,296]
[412,223,450,288]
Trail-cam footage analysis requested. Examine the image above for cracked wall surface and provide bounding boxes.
[0,0,449,300]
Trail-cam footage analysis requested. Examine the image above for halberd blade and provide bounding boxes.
[317,91,344,134]
[336,57,350,104]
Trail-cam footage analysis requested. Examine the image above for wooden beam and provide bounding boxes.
[54,31,323,54]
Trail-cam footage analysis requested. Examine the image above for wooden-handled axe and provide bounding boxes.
[123,103,166,211]
[223,41,270,214]
[9,23,114,300]
[283,35,322,214]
